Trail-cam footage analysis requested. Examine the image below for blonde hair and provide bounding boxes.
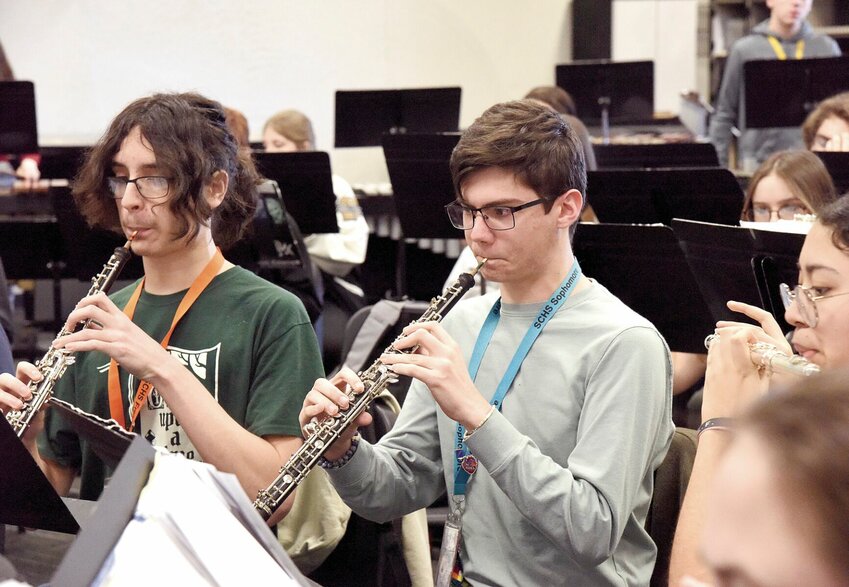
[741,150,838,221]
[263,109,315,151]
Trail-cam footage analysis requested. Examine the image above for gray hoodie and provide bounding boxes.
[708,19,840,169]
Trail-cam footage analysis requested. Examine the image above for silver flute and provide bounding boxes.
[703,334,821,377]
[253,259,486,520]
[5,237,135,438]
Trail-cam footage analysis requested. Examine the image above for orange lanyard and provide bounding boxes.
[768,36,805,60]
[107,249,225,430]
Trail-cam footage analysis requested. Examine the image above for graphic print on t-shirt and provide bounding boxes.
[128,343,221,461]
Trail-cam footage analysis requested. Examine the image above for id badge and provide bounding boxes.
[434,506,463,587]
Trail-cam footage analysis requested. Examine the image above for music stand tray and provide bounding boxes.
[574,223,714,353]
[588,167,743,226]
[252,151,339,235]
[744,56,849,128]
[334,87,461,147]
[381,132,461,239]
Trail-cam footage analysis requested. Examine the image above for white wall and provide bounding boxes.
[0,1,573,183]
[612,0,707,115]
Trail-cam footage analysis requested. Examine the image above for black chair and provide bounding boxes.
[646,427,698,587]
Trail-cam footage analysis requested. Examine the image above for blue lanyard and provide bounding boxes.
[453,261,582,496]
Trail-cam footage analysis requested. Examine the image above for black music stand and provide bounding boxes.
[334,87,461,147]
[381,133,462,296]
[49,185,143,331]
[588,168,743,226]
[814,151,849,194]
[573,223,714,353]
[672,219,804,331]
[0,204,67,328]
[744,56,849,128]
[39,146,89,180]
[252,151,339,234]
[555,60,653,138]
[381,133,460,239]
[0,81,38,154]
[0,416,81,533]
[593,142,719,169]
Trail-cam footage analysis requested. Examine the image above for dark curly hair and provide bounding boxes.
[72,92,260,248]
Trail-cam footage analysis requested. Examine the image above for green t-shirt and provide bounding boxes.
[39,266,323,500]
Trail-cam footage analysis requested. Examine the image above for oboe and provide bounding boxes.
[5,237,135,438]
[703,334,821,377]
[254,259,486,520]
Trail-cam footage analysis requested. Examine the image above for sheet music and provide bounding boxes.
[93,453,300,586]
[739,219,813,235]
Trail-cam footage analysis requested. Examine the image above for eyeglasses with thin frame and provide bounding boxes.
[779,283,849,327]
[444,198,546,231]
[107,176,171,201]
[751,203,808,221]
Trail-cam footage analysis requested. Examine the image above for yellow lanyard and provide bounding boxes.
[768,36,805,60]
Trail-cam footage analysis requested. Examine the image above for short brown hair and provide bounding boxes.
[449,99,586,237]
[741,368,849,581]
[263,109,315,151]
[73,92,260,249]
[524,86,577,117]
[802,92,849,149]
[741,150,837,221]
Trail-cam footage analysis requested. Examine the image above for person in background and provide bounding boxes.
[262,109,369,278]
[740,149,838,222]
[679,369,849,587]
[0,92,324,515]
[802,90,849,152]
[673,150,838,419]
[444,86,601,297]
[301,99,673,586]
[670,194,849,584]
[708,0,840,170]
[223,106,251,151]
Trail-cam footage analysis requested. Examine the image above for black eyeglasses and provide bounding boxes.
[107,176,171,201]
[444,199,546,231]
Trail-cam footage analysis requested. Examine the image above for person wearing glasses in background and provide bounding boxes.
[0,92,324,515]
[741,150,838,223]
[670,194,849,585]
[299,100,674,586]
[802,91,849,152]
[708,0,840,171]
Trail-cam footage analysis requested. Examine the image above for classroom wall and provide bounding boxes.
[0,1,573,184]
[612,0,706,116]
